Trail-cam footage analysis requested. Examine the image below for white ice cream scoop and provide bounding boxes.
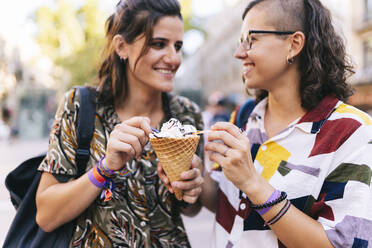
[150,118,197,138]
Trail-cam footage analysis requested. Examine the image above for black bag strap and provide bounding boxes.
[75,86,96,177]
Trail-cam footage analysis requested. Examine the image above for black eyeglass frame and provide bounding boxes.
[240,30,296,51]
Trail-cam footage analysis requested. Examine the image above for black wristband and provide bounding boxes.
[250,191,287,210]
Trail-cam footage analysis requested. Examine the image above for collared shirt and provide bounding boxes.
[38,88,204,248]
[211,96,372,248]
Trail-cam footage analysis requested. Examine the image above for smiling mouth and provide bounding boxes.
[155,68,175,74]
[242,64,254,74]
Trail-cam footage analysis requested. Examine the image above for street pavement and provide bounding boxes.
[0,139,215,247]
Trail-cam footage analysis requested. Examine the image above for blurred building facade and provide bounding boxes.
[0,36,60,140]
[342,0,372,114]
[177,0,372,114]
[176,1,247,107]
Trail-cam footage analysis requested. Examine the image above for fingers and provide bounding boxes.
[108,137,137,158]
[207,122,250,151]
[211,122,244,139]
[190,155,202,170]
[123,116,152,136]
[157,163,173,193]
[158,155,204,201]
[182,187,202,203]
[115,123,148,147]
[172,168,203,191]
[209,122,249,146]
[167,164,203,203]
[110,127,141,158]
[205,140,228,156]
[204,137,232,166]
[110,116,152,156]
[105,117,152,169]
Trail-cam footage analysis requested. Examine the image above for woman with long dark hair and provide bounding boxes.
[201,0,371,247]
[35,0,204,247]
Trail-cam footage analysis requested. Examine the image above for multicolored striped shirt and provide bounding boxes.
[210,95,372,248]
[38,87,204,248]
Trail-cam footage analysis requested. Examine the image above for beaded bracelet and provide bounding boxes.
[256,190,281,215]
[250,191,287,210]
[264,199,291,226]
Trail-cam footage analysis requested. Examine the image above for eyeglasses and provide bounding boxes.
[239,30,295,51]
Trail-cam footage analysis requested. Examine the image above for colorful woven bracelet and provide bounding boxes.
[97,156,131,178]
[96,157,115,178]
[102,157,131,177]
[264,199,291,226]
[88,165,116,202]
[256,190,281,215]
[250,191,287,210]
[88,167,106,188]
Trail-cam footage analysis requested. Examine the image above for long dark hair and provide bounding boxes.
[243,0,354,110]
[97,0,182,104]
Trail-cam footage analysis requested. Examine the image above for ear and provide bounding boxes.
[113,34,128,60]
[288,31,305,60]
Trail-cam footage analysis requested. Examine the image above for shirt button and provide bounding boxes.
[240,203,246,210]
[261,145,267,151]
[140,221,146,227]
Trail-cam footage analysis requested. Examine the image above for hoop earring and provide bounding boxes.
[287,56,294,65]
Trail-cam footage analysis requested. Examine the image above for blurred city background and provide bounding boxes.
[0,0,372,246]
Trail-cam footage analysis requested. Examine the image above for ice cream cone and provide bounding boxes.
[150,136,200,200]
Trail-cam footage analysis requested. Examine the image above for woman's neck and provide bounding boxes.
[264,76,306,138]
[115,87,164,127]
[267,93,305,121]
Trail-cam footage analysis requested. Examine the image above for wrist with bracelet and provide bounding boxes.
[264,199,291,226]
[97,156,131,178]
[88,156,132,202]
[248,189,290,226]
[250,190,287,215]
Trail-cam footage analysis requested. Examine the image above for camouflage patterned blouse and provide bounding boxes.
[38,87,204,248]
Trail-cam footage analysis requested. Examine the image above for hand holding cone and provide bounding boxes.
[150,136,200,200]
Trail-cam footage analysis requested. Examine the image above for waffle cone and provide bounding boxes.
[150,136,200,200]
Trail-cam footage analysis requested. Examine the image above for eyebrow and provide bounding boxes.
[151,37,183,44]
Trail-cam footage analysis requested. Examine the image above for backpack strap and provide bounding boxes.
[75,86,96,177]
[235,98,255,129]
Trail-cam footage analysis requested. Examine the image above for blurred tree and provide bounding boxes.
[180,0,204,33]
[35,0,106,87]
[180,0,193,31]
